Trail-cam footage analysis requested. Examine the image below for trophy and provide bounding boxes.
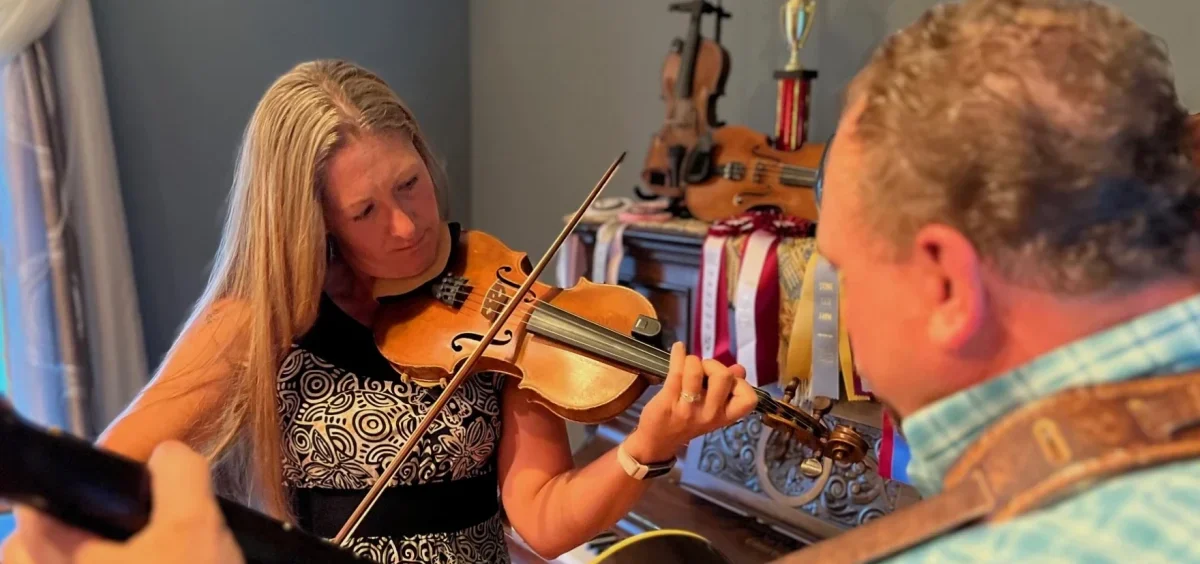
[774,0,819,151]
[782,0,817,72]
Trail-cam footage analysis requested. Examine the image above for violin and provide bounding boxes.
[332,153,868,544]
[641,0,731,199]
[683,125,823,222]
[0,399,372,564]
[370,226,864,459]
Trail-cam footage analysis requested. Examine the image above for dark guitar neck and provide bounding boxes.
[0,400,370,564]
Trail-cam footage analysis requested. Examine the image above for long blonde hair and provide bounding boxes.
[163,59,448,520]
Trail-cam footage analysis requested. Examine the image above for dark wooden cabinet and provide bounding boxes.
[510,219,919,563]
[595,227,704,349]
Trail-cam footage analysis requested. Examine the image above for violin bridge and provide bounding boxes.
[481,282,509,322]
[431,275,471,308]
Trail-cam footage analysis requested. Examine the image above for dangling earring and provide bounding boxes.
[326,237,337,263]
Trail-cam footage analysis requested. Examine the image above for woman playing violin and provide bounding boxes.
[94,59,757,563]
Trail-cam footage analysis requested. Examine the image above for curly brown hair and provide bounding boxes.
[850,0,1200,294]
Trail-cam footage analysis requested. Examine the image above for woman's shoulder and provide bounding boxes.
[200,297,253,332]
[163,297,254,365]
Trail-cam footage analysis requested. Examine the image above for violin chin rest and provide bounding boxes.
[373,222,454,299]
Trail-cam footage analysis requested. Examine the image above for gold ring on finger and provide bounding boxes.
[680,391,703,403]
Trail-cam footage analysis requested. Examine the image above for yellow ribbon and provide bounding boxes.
[783,250,867,402]
[839,271,868,401]
[783,249,822,401]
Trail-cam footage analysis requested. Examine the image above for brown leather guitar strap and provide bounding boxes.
[771,370,1200,564]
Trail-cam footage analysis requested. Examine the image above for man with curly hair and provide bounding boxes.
[785,0,1200,562]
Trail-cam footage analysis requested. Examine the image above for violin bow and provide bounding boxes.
[333,152,626,544]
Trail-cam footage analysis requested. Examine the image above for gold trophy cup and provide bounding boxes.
[782,0,817,72]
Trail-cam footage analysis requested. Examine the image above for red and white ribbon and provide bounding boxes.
[734,229,781,387]
[590,221,628,284]
[558,197,632,288]
[734,214,812,387]
[695,211,815,385]
[694,216,757,363]
[555,234,588,288]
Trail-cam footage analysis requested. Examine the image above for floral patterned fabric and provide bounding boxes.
[277,294,509,563]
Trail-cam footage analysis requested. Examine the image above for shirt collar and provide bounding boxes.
[900,291,1200,496]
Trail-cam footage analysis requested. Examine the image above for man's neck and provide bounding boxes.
[974,277,1200,393]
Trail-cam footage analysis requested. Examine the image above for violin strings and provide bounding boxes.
[430,287,666,356]
[719,160,818,174]
[443,293,539,324]
[434,278,577,318]
[430,285,803,417]
[444,290,683,374]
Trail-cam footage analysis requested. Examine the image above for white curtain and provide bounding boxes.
[45,0,149,432]
[0,0,147,435]
[0,0,60,60]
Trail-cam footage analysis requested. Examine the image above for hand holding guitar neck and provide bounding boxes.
[2,440,245,564]
[0,399,372,564]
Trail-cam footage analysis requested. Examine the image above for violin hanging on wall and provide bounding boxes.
[640,0,732,200]
[682,125,824,222]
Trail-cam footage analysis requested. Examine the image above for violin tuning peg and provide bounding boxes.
[782,379,800,404]
[811,396,833,418]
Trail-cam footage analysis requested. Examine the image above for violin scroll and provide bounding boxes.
[827,425,871,464]
[760,394,869,464]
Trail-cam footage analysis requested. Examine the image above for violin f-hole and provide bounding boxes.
[451,330,515,352]
[495,266,536,304]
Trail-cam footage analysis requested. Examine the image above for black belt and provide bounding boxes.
[294,471,500,539]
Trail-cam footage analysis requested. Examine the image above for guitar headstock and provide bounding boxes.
[759,395,869,464]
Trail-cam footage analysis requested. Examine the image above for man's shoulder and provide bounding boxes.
[886,458,1200,563]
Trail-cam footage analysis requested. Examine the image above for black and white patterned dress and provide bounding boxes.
[278,292,510,563]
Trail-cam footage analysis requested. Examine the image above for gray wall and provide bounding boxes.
[93,1,470,365]
[94,0,1200,371]
[469,0,1200,258]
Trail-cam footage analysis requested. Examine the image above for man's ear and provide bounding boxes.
[911,224,986,351]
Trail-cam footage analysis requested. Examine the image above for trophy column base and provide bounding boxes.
[774,69,819,151]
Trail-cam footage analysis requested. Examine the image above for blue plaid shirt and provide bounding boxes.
[889,292,1200,563]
